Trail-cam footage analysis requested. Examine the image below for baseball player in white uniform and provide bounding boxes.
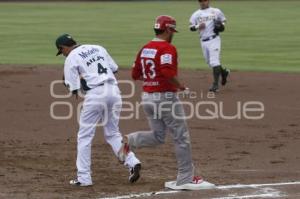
[55,33,141,186]
[189,0,229,92]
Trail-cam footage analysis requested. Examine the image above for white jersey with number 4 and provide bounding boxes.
[62,44,141,185]
[64,44,118,91]
[189,7,226,40]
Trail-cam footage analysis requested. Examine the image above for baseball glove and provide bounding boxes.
[213,20,225,34]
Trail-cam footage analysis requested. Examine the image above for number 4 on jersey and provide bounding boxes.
[97,63,107,74]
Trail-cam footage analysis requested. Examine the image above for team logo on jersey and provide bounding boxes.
[141,48,157,59]
[79,48,100,59]
[161,54,172,65]
[199,15,215,23]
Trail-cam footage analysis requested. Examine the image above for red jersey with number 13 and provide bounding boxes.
[132,39,178,92]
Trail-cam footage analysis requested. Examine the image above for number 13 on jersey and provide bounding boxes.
[141,59,156,79]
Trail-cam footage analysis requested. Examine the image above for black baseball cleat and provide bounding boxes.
[221,68,230,86]
[129,163,141,183]
[209,84,219,93]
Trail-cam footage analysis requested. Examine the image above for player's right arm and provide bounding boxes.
[131,50,143,81]
[189,12,197,31]
[189,11,204,31]
[64,56,81,96]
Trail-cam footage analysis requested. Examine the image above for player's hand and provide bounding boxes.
[179,84,185,91]
[178,86,191,95]
[62,75,67,87]
[213,20,225,34]
[190,23,205,31]
[183,87,191,95]
[179,85,190,93]
[72,90,79,99]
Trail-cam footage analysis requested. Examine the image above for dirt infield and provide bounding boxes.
[0,66,300,199]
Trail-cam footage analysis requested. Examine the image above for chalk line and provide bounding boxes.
[98,181,300,199]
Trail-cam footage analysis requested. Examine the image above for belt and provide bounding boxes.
[202,35,217,42]
[85,83,104,91]
[94,83,105,89]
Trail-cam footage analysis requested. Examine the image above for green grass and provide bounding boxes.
[0,1,299,72]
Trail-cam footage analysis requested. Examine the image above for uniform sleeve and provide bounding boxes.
[216,9,226,22]
[131,50,143,80]
[159,45,178,79]
[103,48,118,73]
[64,57,80,92]
[189,11,198,26]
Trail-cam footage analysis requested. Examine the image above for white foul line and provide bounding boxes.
[210,193,282,199]
[211,187,283,199]
[217,181,300,189]
[98,190,180,199]
[98,181,300,199]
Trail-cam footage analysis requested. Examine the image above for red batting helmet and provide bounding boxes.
[154,15,178,33]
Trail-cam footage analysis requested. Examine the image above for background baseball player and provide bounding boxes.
[55,33,141,186]
[120,15,211,190]
[189,0,229,92]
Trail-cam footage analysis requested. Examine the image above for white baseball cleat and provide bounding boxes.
[69,179,93,187]
[165,176,216,190]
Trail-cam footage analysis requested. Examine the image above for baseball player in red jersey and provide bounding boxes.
[119,15,215,190]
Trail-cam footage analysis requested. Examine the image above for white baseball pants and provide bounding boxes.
[76,82,140,185]
[201,36,221,68]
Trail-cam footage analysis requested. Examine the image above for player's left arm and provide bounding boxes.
[214,9,226,34]
[104,48,119,74]
[160,47,187,91]
[161,66,187,91]
[168,76,187,91]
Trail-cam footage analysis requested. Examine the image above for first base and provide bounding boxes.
[165,180,216,190]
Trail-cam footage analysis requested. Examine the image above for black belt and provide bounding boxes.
[93,83,104,88]
[202,35,217,42]
[82,82,104,91]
